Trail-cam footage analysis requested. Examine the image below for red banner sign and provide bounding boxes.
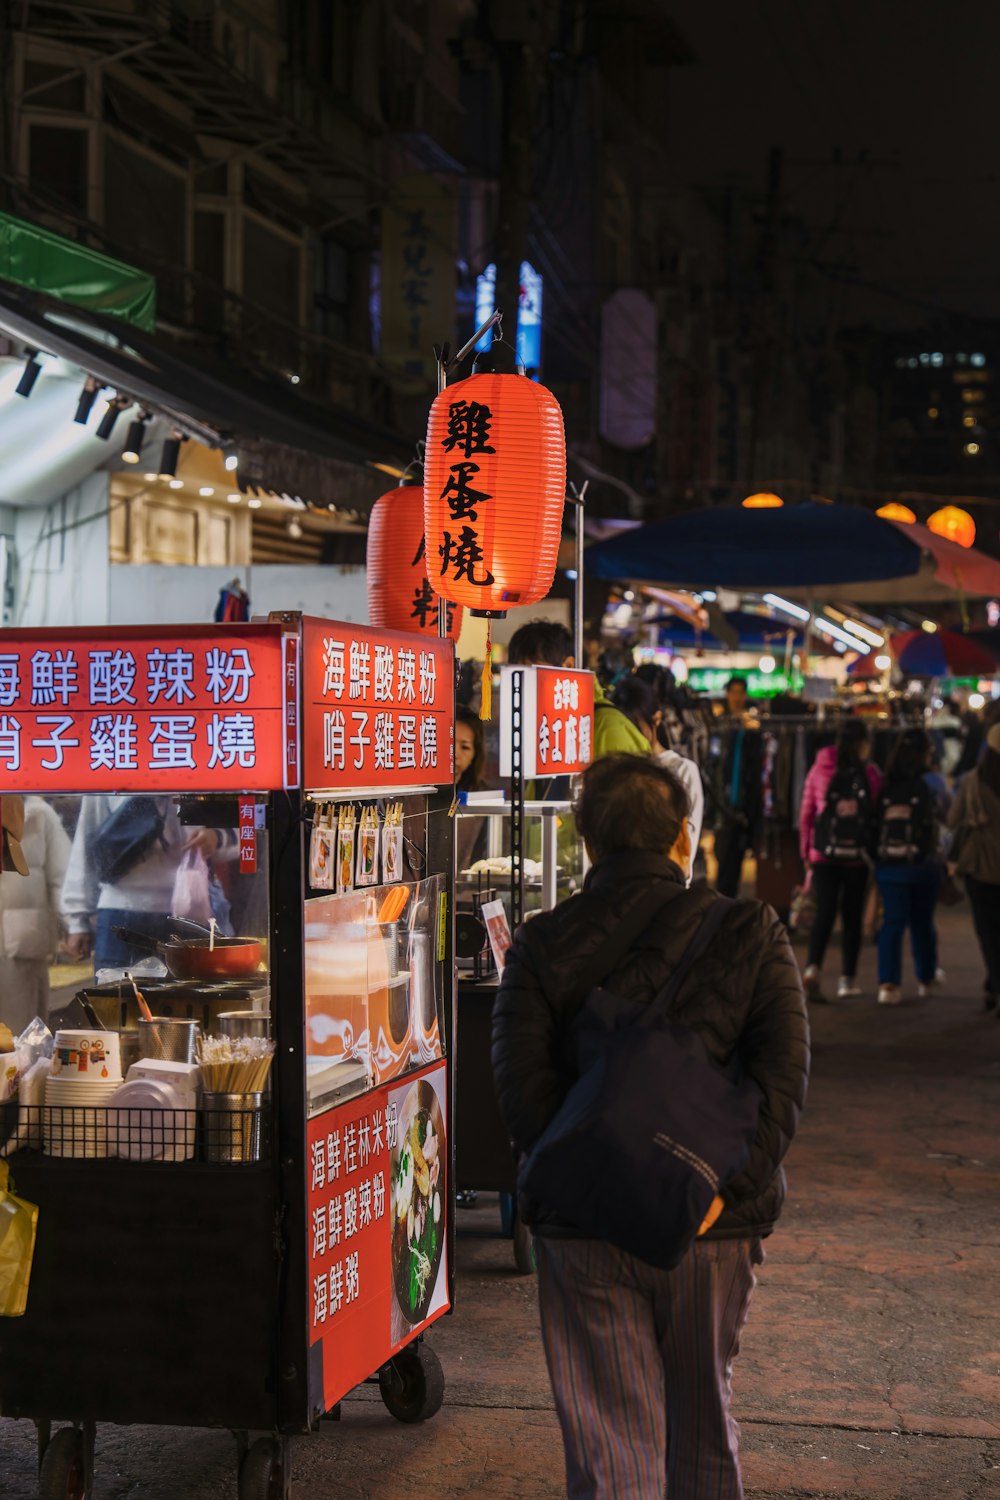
[0,626,290,792]
[307,1061,449,1413]
[499,666,595,778]
[238,796,258,873]
[301,618,454,791]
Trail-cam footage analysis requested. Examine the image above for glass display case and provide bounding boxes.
[304,871,446,1114]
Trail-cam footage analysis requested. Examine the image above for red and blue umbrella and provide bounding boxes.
[893,629,999,678]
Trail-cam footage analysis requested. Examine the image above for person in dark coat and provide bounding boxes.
[713,679,764,896]
[492,754,810,1500]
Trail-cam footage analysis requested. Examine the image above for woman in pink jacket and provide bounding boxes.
[799,721,882,1002]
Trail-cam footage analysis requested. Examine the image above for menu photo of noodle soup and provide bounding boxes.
[388,1066,448,1347]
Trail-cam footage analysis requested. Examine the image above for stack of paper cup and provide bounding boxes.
[44,1029,123,1158]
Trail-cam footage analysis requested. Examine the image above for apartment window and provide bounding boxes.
[194,209,227,332]
[104,137,187,269]
[23,60,86,112]
[194,161,229,195]
[28,124,88,214]
[244,217,300,327]
[316,238,350,343]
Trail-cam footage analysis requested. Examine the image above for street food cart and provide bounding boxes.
[0,614,456,1500]
[455,664,593,1271]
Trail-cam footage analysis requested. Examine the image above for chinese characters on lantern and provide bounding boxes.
[437,399,496,590]
[302,619,454,790]
[0,628,290,791]
[408,535,458,634]
[499,666,596,779]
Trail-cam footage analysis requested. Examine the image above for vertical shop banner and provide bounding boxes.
[499,666,596,778]
[307,1059,449,1413]
[380,176,456,391]
[0,625,289,791]
[238,797,257,873]
[301,618,454,791]
[282,631,300,789]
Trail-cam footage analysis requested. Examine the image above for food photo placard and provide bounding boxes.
[306,1058,449,1413]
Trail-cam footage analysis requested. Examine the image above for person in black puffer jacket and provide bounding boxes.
[492,754,809,1500]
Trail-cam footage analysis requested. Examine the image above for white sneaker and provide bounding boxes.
[803,965,826,1003]
[838,976,862,999]
[918,971,945,999]
[878,984,902,1006]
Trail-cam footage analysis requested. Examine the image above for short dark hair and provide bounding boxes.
[611,675,660,734]
[507,619,573,666]
[836,719,870,769]
[726,676,748,694]
[574,753,691,862]
[886,728,930,783]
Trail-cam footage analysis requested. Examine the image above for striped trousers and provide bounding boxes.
[535,1235,764,1500]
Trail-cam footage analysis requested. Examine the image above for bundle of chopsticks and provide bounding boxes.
[198,1035,274,1095]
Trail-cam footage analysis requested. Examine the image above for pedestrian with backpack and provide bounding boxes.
[492,754,809,1499]
[798,721,882,1002]
[874,728,949,1006]
[948,722,1000,1010]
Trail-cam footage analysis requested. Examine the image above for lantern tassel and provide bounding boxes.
[480,620,493,722]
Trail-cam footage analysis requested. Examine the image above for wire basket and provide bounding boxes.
[2,1104,271,1165]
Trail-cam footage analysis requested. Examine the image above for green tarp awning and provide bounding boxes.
[0,213,155,330]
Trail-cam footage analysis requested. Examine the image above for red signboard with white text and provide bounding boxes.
[301,617,454,791]
[0,625,292,792]
[307,1060,449,1412]
[499,665,595,778]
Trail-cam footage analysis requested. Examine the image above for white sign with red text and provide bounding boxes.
[499,666,596,779]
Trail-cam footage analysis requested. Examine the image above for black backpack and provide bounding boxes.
[876,780,936,864]
[813,767,874,862]
[89,797,168,884]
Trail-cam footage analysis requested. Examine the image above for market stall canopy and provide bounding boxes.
[894,629,1000,678]
[649,608,826,651]
[0,281,410,510]
[586,502,1000,603]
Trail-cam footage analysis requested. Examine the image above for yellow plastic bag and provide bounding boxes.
[0,1160,39,1317]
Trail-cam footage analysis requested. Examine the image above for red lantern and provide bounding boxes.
[367,484,463,640]
[422,354,566,616]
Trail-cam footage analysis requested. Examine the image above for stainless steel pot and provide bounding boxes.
[216,1011,270,1041]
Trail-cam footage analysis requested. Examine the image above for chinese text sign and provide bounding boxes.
[0,626,290,791]
[307,1061,449,1413]
[301,619,454,790]
[499,666,596,779]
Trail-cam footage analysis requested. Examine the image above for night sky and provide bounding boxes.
[667,0,1000,328]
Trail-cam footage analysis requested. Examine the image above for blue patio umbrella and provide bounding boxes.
[587,503,1000,603]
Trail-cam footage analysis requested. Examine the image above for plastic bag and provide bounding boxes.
[16,1016,53,1065]
[2,1057,51,1156]
[170,848,214,926]
[0,1160,39,1317]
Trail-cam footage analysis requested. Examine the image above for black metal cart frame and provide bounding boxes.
[1,780,457,1499]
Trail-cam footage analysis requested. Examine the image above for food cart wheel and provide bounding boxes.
[38,1427,89,1500]
[378,1342,445,1423]
[237,1436,287,1500]
[512,1209,537,1275]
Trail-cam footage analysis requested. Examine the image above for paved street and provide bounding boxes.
[4,904,1000,1497]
